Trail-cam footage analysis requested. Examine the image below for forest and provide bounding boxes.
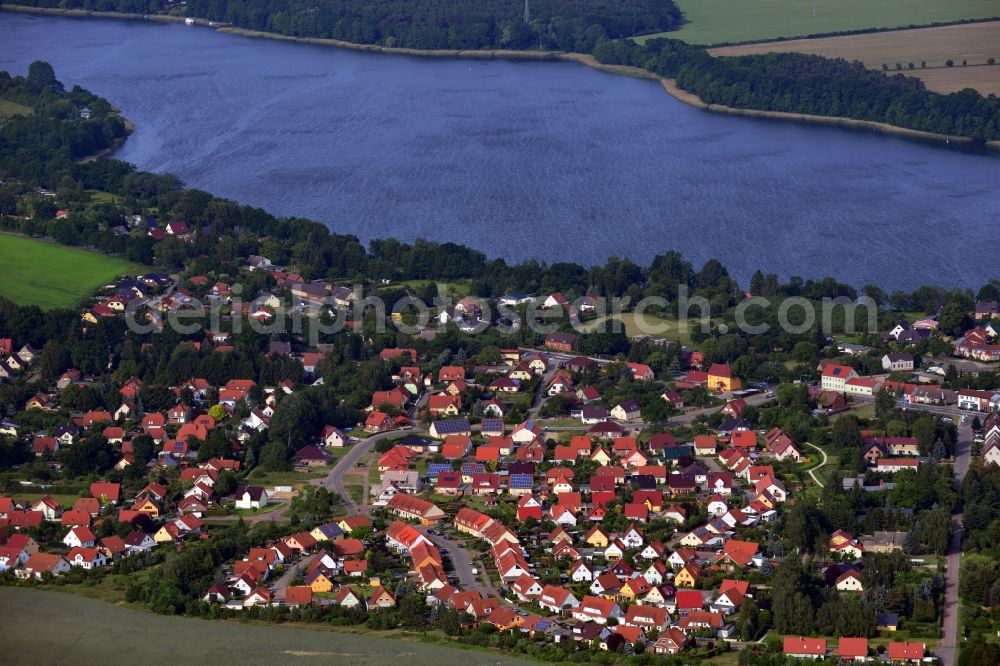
[19,0,682,51]
[593,37,1000,141]
[0,63,127,182]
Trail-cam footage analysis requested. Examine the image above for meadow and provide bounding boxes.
[709,21,1000,95]
[636,0,1000,45]
[0,98,33,124]
[0,234,142,309]
[578,312,693,345]
[0,588,539,666]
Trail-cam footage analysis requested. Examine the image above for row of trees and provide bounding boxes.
[21,0,682,52]
[594,37,1000,142]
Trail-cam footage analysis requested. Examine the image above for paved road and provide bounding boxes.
[271,557,300,599]
[860,399,973,666]
[938,420,973,666]
[316,427,493,597]
[316,430,401,515]
[525,361,558,423]
[415,526,485,591]
[831,396,981,666]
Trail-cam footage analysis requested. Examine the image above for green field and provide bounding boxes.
[579,312,693,344]
[0,235,142,309]
[0,98,33,124]
[636,0,1000,45]
[0,588,539,666]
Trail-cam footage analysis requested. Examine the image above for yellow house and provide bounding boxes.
[134,498,160,518]
[584,527,609,548]
[679,531,706,548]
[618,584,641,604]
[509,369,532,382]
[829,530,852,548]
[754,493,775,510]
[153,525,177,543]
[836,543,864,559]
[674,563,701,588]
[528,357,547,374]
[707,364,742,393]
[308,571,335,593]
[501,349,521,364]
[643,497,664,512]
[439,403,460,417]
[642,586,666,605]
[591,448,611,466]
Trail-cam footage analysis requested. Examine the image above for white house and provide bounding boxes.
[234,486,269,510]
[881,353,914,372]
[62,526,96,549]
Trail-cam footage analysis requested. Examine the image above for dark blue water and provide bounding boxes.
[2,12,998,289]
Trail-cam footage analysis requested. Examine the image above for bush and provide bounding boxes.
[946,59,954,67]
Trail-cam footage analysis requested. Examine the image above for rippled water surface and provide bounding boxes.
[3,12,998,289]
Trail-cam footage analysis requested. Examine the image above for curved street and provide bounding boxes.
[315,428,489,593]
[316,429,400,515]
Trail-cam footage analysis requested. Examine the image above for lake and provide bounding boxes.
[2,12,998,290]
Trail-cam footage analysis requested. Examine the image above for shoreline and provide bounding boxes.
[80,116,134,164]
[2,3,998,152]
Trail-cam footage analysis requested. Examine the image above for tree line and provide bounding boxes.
[594,38,1000,141]
[21,0,682,52]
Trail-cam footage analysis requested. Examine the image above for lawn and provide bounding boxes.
[0,98,33,124]
[245,466,331,489]
[375,279,471,297]
[0,234,144,309]
[16,491,86,507]
[635,0,1000,45]
[578,312,693,344]
[87,189,118,204]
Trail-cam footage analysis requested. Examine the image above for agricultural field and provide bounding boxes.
[0,588,538,666]
[0,234,142,309]
[710,22,1000,95]
[0,98,33,124]
[636,0,1000,46]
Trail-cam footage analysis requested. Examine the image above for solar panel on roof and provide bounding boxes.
[434,419,471,434]
[511,473,533,488]
[426,463,452,478]
[461,462,485,474]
